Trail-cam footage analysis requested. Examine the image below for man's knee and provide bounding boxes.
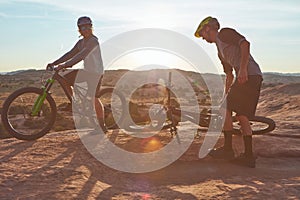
[236,115,249,123]
[236,115,252,135]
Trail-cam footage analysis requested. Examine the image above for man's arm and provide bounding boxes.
[51,42,80,66]
[237,40,250,84]
[225,72,234,94]
[218,53,234,93]
[64,37,98,67]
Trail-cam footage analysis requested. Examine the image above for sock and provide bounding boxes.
[243,135,253,157]
[223,130,233,150]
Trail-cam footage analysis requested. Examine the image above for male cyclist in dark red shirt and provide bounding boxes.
[195,17,263,168]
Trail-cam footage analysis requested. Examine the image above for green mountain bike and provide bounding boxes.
[1,68,126,140]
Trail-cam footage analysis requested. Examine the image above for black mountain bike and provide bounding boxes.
[1,68,126,140]
[121,72,276,136]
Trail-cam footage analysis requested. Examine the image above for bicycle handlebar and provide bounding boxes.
[46,65,55,71]
[46,65,67,73]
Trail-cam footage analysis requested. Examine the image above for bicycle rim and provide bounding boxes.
[2,87,57,140]
[232,116,276,135]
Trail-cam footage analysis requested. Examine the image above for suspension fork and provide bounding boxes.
[31,78,55,116]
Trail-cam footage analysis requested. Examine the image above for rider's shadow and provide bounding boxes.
[70,129,202,199]
[74,128,248,200]
[0,129,236,199]
[2,129,286,199]
[97,184,198,200]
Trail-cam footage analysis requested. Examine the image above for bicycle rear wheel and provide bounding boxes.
[97,87,126,129]
[1,87,57,140]
[232,116,276,135]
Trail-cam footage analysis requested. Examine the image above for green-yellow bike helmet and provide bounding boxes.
[194,16,220,38]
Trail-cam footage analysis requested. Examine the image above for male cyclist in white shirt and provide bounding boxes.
[47,16,106,132]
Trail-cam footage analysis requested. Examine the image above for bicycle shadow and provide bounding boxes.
[0,129,199,199]
[75,129,200,199]
[0,138,36,162]
[1,129,299,199]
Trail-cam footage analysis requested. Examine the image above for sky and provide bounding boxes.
[0,0,300,73]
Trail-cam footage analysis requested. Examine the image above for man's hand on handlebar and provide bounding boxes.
[46,63,55,71]
[46,63,67,72]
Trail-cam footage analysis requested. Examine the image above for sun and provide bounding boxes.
[109,49,195,71]
[130,49,177,66]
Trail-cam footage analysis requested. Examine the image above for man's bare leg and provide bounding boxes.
[94,97,106,132]
[223,109,233,131]
[56,75,73,110]
[236,115,252,135]
[232,115,256,168]
[236,115,253,157]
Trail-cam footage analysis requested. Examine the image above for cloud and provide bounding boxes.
[2,0,299,31]
[2,0,300,40]
[0,12,8,18]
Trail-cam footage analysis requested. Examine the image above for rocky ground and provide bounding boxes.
[0,71,299,199]
[0,127,299,199]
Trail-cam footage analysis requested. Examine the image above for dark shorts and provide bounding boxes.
[63,69,102,96]
[225,75,263,119]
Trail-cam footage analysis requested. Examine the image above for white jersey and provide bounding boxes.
[53,35,103,75]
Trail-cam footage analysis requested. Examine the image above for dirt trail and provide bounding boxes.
[0,127,299,200]
[0,75,299,199]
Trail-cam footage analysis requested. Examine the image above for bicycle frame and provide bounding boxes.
[31,78,54,116]
[165,72,212,128]
[162,72,275,135]
[30,70,75,116]
[31,69,104,117]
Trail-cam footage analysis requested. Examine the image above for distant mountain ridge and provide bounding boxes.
[0,69,38,75]
[1,69,300,76]
[264,72,300,77]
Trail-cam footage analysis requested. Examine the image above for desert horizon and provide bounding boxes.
[1,67,300,75]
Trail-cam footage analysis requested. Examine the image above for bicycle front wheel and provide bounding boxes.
[1,87,57,140]
[232,116,276,135]
[98,87,126,129]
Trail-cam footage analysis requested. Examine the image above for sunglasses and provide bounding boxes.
[78,25,92,31]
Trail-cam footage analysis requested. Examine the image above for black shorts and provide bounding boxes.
[225,75,262,119]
